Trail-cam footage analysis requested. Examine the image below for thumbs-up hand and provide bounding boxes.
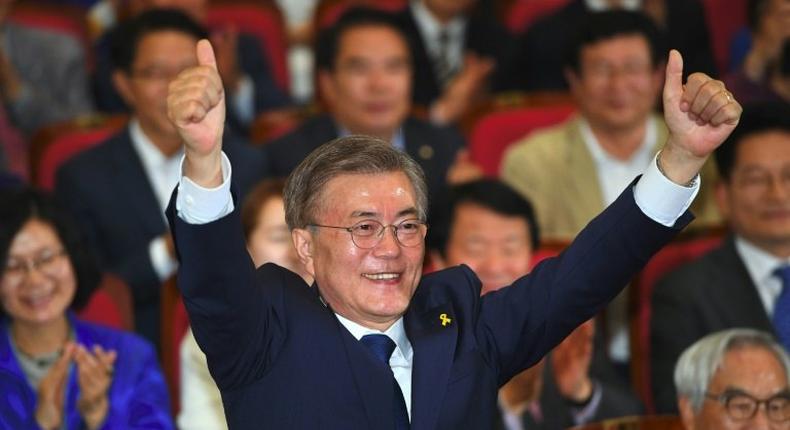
[167,39,226,187]
[659,50,742,185]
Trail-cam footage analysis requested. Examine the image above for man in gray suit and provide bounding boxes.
[0,0,94,135]
[651,101,790,413]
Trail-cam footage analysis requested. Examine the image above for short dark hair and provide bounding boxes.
[0,188,101,316]
[714,101,790,181]
[565,10,665,74]
[315,7,410,72]
[747,0,770,30]
[427,179,540,257]
[110,8,208,72]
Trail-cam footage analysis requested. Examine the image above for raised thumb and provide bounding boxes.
[663,49,684,103]
[196,39,217,70]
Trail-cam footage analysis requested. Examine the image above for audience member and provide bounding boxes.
[93,0,290,131]
[724,0,790,105]
[0,0,94,135]
[54,9,267,346]
[395,0,512,124]
[502,11,721,371]
[264,8,474,207]
[178,178,312,430]
[651,101,790,413]
[674,328,790,430]
[428,179,641,429]
[0,188,172,429]
[506,0,716,91]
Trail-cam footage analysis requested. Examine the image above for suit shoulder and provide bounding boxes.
[404,117,465,147]
[58,131,126,178]
[653,244,730,296]
[503,119,575,166]
[412,265,482,309]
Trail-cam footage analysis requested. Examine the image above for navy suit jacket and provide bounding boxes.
[650,237,775,413]
[167,180,691,429]
[54,127,267,344]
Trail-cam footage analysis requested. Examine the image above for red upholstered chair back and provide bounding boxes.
[78,273,135,331]
[505,0,572,34]
[8,2,88,44]
[701,0,748,73]
[205,2,290,92]
[469,103,575,176]
[568,415,684,430]
[632,233,724,412]
[30,116,127,191]
[161,277,190,414]
[314,0,408,31]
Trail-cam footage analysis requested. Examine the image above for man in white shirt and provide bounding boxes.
[651,101,790,413]
[164,34,740,427]
[55,9,266,345]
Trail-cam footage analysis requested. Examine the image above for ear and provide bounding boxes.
[678,396,697,430]
[318,69,336,107]
[564,67,581,95]
[112,70,135,108]
[428,250,447,271]
[292,228,316,278]
[714,180,732,221]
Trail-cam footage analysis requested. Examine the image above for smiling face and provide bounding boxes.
[567,34,662,132]
[444,203,532,295]
[1,219,76,327]
[319,25,411,140]
[247,196,311,283]
[716,131,790,255]
[292,172,425,330]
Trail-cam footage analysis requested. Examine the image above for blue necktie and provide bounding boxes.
[360,334,410,429]
[773,265,790,352]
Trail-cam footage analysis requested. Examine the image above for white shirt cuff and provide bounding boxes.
[176,152,235,225]
[232,74,256,126]
[149,236,178,281]
[633,153,700,227]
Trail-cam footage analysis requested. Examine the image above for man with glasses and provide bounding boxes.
[165,34,741,427]
[55,9,266,346]
[675,328,790,429]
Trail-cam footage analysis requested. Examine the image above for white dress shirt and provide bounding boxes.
[585,0,642,11]
[175,150,699,413]
[579,117,658,362]
[129,119,182,281]
[735,237,790,317]
[410,0,467,78]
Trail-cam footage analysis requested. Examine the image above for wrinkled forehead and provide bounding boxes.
[313,172,419,221]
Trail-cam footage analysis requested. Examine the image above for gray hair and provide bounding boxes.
[674,328,790,411]
[283,135,429,229]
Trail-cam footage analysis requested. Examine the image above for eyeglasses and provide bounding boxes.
[3,249,67,286]
[705,390,790,422]
[308,219,427,249]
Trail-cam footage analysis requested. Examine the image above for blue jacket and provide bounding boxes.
[168,184,692,429]
[0,314,173,429]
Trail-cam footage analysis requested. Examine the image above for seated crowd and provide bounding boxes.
[0,0,788,428]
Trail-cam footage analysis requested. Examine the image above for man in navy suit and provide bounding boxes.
[165,38,741,428]
[56,10,266,346]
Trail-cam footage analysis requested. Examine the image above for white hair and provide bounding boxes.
[674,328,790,411]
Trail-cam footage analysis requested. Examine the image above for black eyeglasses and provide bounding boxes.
[705,390,790,422]
[308,219,427,249]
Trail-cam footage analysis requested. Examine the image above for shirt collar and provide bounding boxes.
[411,0,467,44]
[585,0,642,11]
[735,236,790,289]
[334,312,412,360]
[129,119,182,169]
[337,124,406,151]
[579,116,657,165]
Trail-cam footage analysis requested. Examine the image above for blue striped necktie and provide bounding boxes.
[773,265,790,351]
[360,334,410,429]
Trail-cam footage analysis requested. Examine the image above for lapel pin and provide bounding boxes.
[439,313,452,327]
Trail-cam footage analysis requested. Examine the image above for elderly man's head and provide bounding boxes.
[565,10,665,133]
[713,102,790,258]
[675,328,790,430]
[285,136,428,330]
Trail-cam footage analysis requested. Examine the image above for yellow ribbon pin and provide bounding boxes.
[439,313,452,326]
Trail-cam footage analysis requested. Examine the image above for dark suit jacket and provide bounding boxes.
[54,127,267,344]
[263,114,465,204]
[650,237,775,413]
[504,0,717,92]
[395,6,513,108]
[167,180,691,429]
